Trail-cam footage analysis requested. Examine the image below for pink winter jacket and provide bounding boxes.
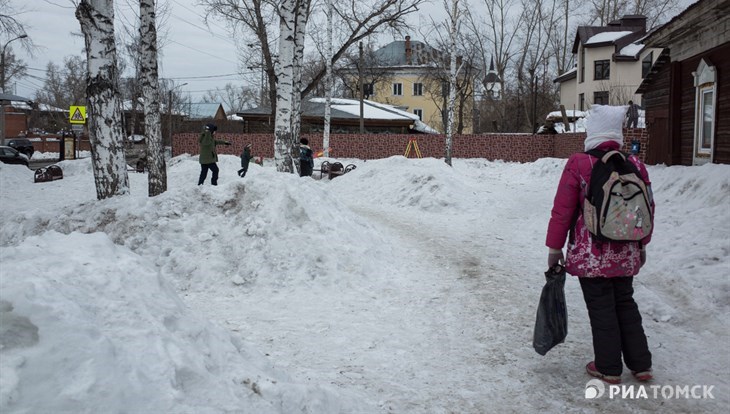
[546,141,654,277]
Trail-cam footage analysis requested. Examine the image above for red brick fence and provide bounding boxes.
[21,129,648,163]
[172,129,649,163]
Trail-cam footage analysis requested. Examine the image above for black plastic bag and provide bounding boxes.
[533,264,568,355]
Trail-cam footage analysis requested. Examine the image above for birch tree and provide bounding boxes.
[323,0,333,158]
[76,0,130,200]
[139,0,166,196]
[289,0,311,174]
[273,0,297,173]
[444,0,460,167]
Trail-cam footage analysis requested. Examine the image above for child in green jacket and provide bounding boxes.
[198,123,230,185]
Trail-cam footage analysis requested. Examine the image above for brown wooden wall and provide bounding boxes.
[643,58,672,165]
[678,43,730,165]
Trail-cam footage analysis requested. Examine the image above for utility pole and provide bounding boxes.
[1,34,28,93]
[532,73,538,134]
[359,41,364,134]
[1,34,28,144]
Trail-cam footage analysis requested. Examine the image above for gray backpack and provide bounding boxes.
[583,150,653,242]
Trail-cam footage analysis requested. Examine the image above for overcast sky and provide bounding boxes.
[7,0,695,108]
[10,0,251,102]
[5,0,448,106]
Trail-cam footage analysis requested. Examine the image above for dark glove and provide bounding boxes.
[548,249,564,268]
[640,249,646,267]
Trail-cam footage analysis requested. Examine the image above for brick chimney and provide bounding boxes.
[405,35,412,65]
[619,15,647,32]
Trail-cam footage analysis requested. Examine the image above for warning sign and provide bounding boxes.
[69,106,87,124]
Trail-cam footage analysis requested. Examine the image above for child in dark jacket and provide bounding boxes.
[238,144,252,177]
[198,123,231,185]
[299,138,314,177]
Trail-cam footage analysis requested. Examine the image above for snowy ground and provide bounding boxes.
[0,154,728,413]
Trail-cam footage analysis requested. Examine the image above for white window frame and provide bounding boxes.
[692,59,717,165]
[413,108,423,120]
[393,83,403,96]
[413,82,423,96]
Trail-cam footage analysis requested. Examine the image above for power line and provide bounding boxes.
[170,13,235,46]
[170,0,233,39]
[167,72,240,80]
[168,40,240,65]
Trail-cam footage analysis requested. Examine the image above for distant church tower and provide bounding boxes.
[484,57,502,100]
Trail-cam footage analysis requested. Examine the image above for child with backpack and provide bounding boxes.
[545,104,654,385]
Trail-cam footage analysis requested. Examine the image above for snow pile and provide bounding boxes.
[1,157,395,293]
[0,231,360,413]
[331,156,481,213]
[1,154,728,413]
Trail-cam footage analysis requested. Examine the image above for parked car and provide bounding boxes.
[6,138,34,158]
[0,146,30,167]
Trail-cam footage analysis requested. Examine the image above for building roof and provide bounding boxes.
[238,98,439,134]
[641,0,729,48]
[373,37,444,67]
[553,67,577,83]
[0,93,33,104]
[572,15,648,55]
[186,103,226,119]
[635,49,671,94]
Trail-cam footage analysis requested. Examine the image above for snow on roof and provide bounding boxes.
[413,120,439,134]
[309,97,418,121]
[8,101,66,112]
[619,43,644,57]
[546,110,587,119]
[585,31,633,44]
[308,97,438,134]
[186,103,224,119]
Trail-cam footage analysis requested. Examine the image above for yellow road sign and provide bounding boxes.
[69,106,87,124]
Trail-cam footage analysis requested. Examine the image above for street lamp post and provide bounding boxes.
[1,34,28,93]
[1,34,28,144]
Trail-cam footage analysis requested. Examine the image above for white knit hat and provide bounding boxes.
[584,105,626,151]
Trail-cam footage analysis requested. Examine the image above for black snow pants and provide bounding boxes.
[198,163,220,185]
[579,276,652,376]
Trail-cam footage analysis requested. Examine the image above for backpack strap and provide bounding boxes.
[586,149,625,164]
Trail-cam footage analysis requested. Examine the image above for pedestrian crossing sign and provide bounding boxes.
[69,106,87,124]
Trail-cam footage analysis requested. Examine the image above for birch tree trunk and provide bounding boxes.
[139,0,166,196]
[445,0,459,166]
[76,0,130,200]
[323,0,333,158]
[274,0,297,173]
[290,0,310,174]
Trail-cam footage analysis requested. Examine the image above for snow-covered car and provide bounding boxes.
[0,145,30,167]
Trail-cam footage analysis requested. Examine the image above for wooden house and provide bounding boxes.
[637,0,730,165]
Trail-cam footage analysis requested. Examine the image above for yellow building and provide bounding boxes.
[363,36,475,134]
